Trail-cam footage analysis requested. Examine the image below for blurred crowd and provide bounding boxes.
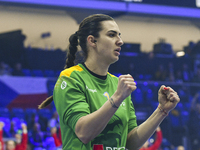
[1,55,200,84]
[1,87,200,149]
[0,111,61,150]
[1,46,200,150]
[0,62,25,77]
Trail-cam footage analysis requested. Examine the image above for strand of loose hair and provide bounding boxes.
[38,96,53,109]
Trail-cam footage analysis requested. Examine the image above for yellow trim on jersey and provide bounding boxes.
[107,72,117,78]
[60,65,83,77]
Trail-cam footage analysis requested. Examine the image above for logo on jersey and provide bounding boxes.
[93,144,126,150]
[86,85,97,93]
[106,147,126,150]
[103,92,110,100]
[61,81,67,89]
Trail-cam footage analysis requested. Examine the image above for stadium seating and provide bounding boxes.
[0,108,10,118]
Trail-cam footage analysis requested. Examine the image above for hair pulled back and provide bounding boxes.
[38,14,114,109]
[65,14,114,69]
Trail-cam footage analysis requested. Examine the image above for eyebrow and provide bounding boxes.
[108,30,121,36]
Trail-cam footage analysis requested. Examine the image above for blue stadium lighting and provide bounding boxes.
[0,0,200,19]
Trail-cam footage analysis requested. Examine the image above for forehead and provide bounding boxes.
[7,140,15,145]
[100,20,121,33]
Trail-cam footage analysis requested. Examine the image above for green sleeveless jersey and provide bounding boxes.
[53,64,137,150]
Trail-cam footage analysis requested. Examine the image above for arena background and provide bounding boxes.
[0,0,200,150]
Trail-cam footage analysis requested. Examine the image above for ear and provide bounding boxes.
[87,35,97,47]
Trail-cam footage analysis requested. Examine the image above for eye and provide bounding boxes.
[108,33,115,37]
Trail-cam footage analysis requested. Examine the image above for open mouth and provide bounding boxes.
[115,48,121,52]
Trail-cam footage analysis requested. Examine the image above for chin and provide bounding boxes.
[110,57,119,64]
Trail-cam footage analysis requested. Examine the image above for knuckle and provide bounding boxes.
[121,78,126,82]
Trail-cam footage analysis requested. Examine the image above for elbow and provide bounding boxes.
[80,137,90,144]
[75,116,95,144]
[75,124,92,144]
[75,132,91,144]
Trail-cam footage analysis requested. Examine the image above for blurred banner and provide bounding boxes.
[0,76,48,109]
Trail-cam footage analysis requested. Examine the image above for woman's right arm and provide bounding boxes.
[75,74,136,144]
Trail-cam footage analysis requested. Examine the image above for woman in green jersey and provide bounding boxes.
[39,14,180,150]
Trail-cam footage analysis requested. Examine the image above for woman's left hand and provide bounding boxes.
[158,85,180,113]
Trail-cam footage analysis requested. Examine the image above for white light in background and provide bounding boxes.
[196,0,200,7]
[124,0,143,2]
[176,51,185,57]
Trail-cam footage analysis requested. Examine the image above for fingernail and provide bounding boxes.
[164,87,168,90]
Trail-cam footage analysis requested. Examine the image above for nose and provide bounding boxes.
[117,36,123,47]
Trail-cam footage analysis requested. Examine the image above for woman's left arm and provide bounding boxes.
[126,85,180,150]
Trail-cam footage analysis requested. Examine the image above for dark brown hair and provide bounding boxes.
[38,14,114,109]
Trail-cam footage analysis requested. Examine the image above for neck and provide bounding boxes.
[85,59,109,76]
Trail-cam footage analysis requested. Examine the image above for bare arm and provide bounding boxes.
[0,122,4,148]
[126,85,180,150]
[75,74,136,144]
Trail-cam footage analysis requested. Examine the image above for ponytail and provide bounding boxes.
[38,33,79,109]
[64,33,79,69]
[38,95,53,109]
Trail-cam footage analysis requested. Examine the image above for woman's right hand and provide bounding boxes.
[113,74,137,105]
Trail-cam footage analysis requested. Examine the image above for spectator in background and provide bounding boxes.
[154,64,167,81]
[27,114,39,132]
[11,62,24,76]
[51,127,62,148]
[177,145,185,150]
[193,65,200,83]
[0,141,2,150]
[8,121,17,138]
[28,113,47,133]
[190,40,200,55]
[47,111,60,138]
[128,62,139,81]
[14,123,28,150]
[3,123,28,150]
[175,70,183,83]
[48,111,59,129]
[29,122,46,149]
[181,63,192,82]
[140,126,163,150]
[0,61,11,76]
[184,41,195,55]
[5,140,15,150]
[0,122,4,150]
[167,62,174,73]
[188,92,200,150]
[166,62,175,82]
[167,72,175,82]
[177,86,190,103]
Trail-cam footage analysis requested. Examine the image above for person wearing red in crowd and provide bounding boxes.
[0,122,4,150]
[51,127,62,148]
[4,123,28,150]
[0,141,2,150]
[140,126,162,150]
[15,123,28,150]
